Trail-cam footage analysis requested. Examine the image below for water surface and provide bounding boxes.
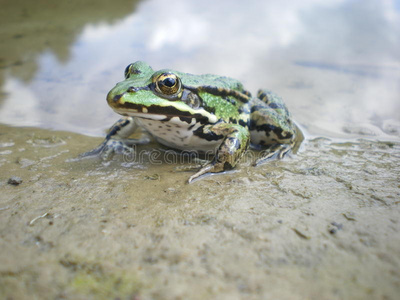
[1,0,399,140]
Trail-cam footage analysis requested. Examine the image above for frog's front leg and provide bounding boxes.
[80,116,150,159]
[188,123,250,183]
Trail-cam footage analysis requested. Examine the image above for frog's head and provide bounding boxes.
[107,61,217,123]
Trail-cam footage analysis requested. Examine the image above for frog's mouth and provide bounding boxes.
[111,100,218,125]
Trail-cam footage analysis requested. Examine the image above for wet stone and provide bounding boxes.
[7,176,23,186]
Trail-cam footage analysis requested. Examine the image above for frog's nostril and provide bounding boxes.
[127,86,138,93]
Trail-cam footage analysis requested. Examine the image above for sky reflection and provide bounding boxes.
[0,0,399,140]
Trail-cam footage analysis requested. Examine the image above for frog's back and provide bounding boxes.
[172,70,245,92]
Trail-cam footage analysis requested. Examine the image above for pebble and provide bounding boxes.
[8,176,23,186]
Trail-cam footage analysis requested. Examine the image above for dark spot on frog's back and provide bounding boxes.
[238,106,250,114]
[268,103,280,109]
[229,117,238,124]
[195,85,250,103]
[250,105,267,113]
[242,90,252,97]
[225,97,236,105]
[253,123,294,140]
[258,91,267,101]
[238,119,247,127]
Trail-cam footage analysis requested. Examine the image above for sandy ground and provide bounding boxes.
[0,124,399,299]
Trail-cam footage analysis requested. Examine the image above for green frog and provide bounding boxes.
[83,61,300,182]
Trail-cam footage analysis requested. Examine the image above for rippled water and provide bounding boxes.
[0,0,399,141]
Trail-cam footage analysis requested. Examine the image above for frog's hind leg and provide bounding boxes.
[249,91,296,166]
[80,116,150,159]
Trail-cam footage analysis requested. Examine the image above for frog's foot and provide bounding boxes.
[79,116,150,160]
[253,143,292,166]
[80,136,150,160]
[187,123,250,183]
[188,161,224,183]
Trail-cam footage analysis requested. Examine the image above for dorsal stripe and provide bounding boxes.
[184,85,251,103]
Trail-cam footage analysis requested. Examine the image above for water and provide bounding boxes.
[1,0,399,140]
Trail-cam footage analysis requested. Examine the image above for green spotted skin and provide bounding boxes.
[84,61,298,182]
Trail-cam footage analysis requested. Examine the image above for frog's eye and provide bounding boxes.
[154,73,181,96]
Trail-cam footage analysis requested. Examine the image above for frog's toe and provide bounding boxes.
[79,141,108,158]
[99,139,134,160]
[79,138,135,160]
[187,160,228,183]
[188,163,215,183]
[253,143,292,166]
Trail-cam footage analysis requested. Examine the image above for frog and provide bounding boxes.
[82,61,300,182]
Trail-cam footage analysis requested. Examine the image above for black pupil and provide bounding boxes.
[162,77,175,87]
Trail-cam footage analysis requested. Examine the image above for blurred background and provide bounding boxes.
[0,0,399,140]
